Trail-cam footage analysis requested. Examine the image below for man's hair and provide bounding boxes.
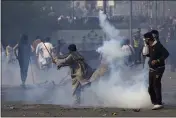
[68,44,77,51]
[151,30,159,35]
[45,37,51,42]
[8,43,12,46]
[36,36,40,39]
[123,39,130,45]
[151,30,159,40]
[21,34,28,41]
[126,39,130,45]
[19,34,29,45]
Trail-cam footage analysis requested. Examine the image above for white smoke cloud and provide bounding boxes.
[88,10,151,109]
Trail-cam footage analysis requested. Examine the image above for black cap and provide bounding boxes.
[68,44,77,51]
[143,32,154,41]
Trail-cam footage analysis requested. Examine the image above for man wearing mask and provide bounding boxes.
[14,34,32,87]
[142,32,169,110]
[142,30,160,68]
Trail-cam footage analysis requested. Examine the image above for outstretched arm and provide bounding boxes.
[54,54,72,69]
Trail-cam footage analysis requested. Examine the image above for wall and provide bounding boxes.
[51,28,148,44]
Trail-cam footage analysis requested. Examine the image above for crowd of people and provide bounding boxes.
[2,26,176,72]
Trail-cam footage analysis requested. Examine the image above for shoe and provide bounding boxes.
[152,104,163,110]
[20,83,26,88]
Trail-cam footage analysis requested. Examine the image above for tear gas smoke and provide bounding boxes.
[88,11,152,108]
[2,11,151,109]
[1,57,74,105]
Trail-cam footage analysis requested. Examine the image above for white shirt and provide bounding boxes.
[121,45,134,56]
[36,42,53,64]
[42,42,53,58]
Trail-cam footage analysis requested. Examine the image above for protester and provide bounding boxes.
[121,39,135,66]
[6,44,14,64]
[32,36,42,68]
[143,32,169,110]
[53,44,94,105]
[36,37,54,70]
[14,34,32,87]
[132,34,141,64]
[43,37,54,69]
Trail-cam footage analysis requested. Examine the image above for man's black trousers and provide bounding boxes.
[148,67,165,105]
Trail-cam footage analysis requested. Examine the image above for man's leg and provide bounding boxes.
[7,55,11,64]
[142,56,146,68]
[73,84,81,105]
[137,47,141,63]
[20,67,26,86]
[20,61,29,86]
[148,71,157,105]
[153,68,165,105]
[72,78,81,105]
[134,48,138,63]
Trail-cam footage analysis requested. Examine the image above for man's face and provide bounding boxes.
[148,40,154,46]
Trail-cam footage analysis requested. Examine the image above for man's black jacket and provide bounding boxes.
[145,42,169,69]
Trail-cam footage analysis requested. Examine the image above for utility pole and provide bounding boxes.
[72,0,75,18]
[103,0,107,40]
[162,0,165,23]
[130,0,133,45]
[155,0,157,28]
[103,0,107,14]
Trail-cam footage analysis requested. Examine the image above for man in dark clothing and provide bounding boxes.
[142,32,169,110]
[14,34,32,87]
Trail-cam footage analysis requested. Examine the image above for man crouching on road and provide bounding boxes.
[142,32,169,110]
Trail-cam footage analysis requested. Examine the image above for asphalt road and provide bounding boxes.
[1,102,176,117]
[1,70,176,117]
